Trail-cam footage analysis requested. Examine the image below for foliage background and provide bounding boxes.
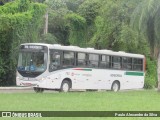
[0,0,46,85]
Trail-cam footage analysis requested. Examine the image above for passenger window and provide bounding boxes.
[49,51,61,72]
[133,58,143,71]
[122,57,132,70]
[63,51,75,66]
[88,54,99,68]
[99,55,111,68]
[106,56,111,68]
[112,56,122,69]
[77,53,86,66]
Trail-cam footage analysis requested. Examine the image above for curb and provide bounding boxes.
[0,87,32,90]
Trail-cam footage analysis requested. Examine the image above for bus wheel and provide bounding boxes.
[33,87,44,93]
[60,80,70,92]
[111,81,120,92]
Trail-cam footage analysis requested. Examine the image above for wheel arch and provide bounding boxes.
[62,78,72,88]
[111,80,121,90]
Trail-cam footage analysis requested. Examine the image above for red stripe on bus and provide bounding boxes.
[73,68,92,71]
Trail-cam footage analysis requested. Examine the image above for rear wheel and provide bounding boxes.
[111,81,120,92]
[60,80,71,92]
[33,87,44,93]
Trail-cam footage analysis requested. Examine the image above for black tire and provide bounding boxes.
[111,81,120,92]
[33,87,44,93]
[60,80,71,92]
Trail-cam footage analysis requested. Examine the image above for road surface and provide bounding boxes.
[0,87,58,93]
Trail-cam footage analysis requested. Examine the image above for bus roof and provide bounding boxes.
[21,43,145,58]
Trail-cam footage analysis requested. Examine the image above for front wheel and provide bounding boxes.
[60,81,71,92]
[111,81,120,92]
[33,87,44,93]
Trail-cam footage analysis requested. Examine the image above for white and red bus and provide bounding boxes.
[16,43,145,92]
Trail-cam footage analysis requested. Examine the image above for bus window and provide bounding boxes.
[133,58,143,71]
[99,55,111,68]
[49,51,61,72]
[63,51,75,66]
[77,53,86,66]
[122,57,132,70]
[112,56,122,69]
[88,54,99,68]
[99,55,106,68]
[133,58,143,64]
[106,56,111,68]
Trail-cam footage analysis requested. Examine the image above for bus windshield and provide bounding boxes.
[17,45,48,77]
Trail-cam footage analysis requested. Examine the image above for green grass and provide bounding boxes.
[0,90,160,120]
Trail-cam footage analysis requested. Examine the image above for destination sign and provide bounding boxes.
[21,45,44,50]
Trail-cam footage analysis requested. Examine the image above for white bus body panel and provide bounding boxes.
[17,68,143,90]
[17,68,144,90]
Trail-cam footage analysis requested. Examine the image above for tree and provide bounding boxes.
[90,0,143,50]
[45,0,71,45]
[131,0,160,90]
[65,0,84,12]
[32,0,45,2]
[0,0,46,85]
[0,0,13,4]
[65,13,87,47]
[78,0,100,25]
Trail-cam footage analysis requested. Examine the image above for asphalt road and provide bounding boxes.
[0,87,58,93]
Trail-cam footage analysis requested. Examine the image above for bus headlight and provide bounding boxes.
[37,77,46,81]
[16,76,24,80]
